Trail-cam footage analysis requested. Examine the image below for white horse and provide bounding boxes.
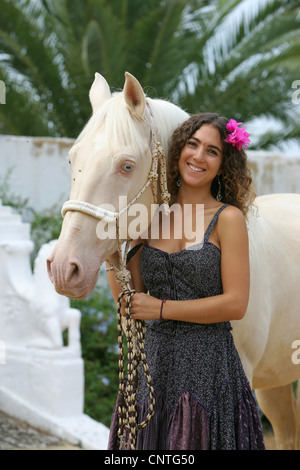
[47,72,300,449]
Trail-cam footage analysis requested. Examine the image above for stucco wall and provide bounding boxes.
[0,135,300,212]
[0,135,72,211]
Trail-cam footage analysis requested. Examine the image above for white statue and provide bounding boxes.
[31,240,81,352]
[0,201,81,352]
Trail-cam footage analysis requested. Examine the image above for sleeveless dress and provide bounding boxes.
[108,205,265,450]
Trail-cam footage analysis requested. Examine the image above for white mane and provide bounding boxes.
[76,91,189,159]
[146,97,189,156]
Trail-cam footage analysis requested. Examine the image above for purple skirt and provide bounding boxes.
[108,382,265,450]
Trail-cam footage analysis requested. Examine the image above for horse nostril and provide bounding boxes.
[66,261,84,286]
[47,258,53,282]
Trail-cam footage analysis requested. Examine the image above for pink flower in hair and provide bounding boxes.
[224,119,251,151]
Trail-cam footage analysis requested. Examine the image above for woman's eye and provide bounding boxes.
[122,162,134,172]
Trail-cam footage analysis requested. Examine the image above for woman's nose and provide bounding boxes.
[193,146,205,162]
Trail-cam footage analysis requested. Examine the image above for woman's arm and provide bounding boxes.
[128,206,250,323]
[106,238,147,307]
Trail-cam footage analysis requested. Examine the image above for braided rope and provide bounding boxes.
[116,289,155,450]
[110,138,172,450]
[113,214,156,450]
[156,141,171,213]
[105,138,171,450]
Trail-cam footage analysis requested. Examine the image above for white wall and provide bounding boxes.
[0,135,300,212]
[248,150,300,196]
[0,135,72,211]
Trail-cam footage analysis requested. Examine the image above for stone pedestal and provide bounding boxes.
[0,201,109,449]
[0,348,84,417]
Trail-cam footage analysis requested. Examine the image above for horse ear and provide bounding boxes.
[89,73,111,113]
[123,72,146,119]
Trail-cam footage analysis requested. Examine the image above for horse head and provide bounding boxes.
[47,72,188,298]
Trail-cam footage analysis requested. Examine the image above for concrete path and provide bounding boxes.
[0,411,81,450]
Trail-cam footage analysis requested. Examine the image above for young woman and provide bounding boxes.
[107,113,265,450]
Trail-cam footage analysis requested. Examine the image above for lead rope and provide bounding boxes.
[106,141,170,450]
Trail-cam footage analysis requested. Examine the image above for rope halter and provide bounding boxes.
[61,105,171,450]
[61,139,171,287]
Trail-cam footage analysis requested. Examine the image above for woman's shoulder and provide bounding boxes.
[218,204,247,234]
[220,204,245,219]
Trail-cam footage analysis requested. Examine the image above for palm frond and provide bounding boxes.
[0,0,300,149]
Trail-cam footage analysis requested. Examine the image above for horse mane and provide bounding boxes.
[76,91,189,160]
[147,98,189,156]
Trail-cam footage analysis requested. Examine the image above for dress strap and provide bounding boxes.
[204,204,230,242]
[126,242,144,264]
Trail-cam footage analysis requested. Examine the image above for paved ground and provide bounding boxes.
[0,410,275,450]
[0,411,81,450]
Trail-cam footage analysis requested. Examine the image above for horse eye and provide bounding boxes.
[123,162,133,172]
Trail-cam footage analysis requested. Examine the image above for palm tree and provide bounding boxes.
[0,0,191,137]
[0,0,299,149]
[178,0,300,149]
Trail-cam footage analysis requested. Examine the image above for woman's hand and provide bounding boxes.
[121,292,161,321]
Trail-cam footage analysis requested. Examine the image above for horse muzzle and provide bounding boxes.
[47,251,97,299]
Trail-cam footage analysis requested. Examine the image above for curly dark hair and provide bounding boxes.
[167,113,255,216]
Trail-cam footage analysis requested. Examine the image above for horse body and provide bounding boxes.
[47,72,300,449]
[232,194,300,390]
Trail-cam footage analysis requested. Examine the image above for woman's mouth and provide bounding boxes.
[187,163,206,173]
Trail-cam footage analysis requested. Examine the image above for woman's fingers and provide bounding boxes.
[120,292,135,317]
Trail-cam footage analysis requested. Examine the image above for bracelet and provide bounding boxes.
[160,296,170,320]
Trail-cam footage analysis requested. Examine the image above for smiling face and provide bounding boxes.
[178,124,223,192]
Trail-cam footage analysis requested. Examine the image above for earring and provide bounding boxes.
[216,175,222,202]
[176,176,182,188]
